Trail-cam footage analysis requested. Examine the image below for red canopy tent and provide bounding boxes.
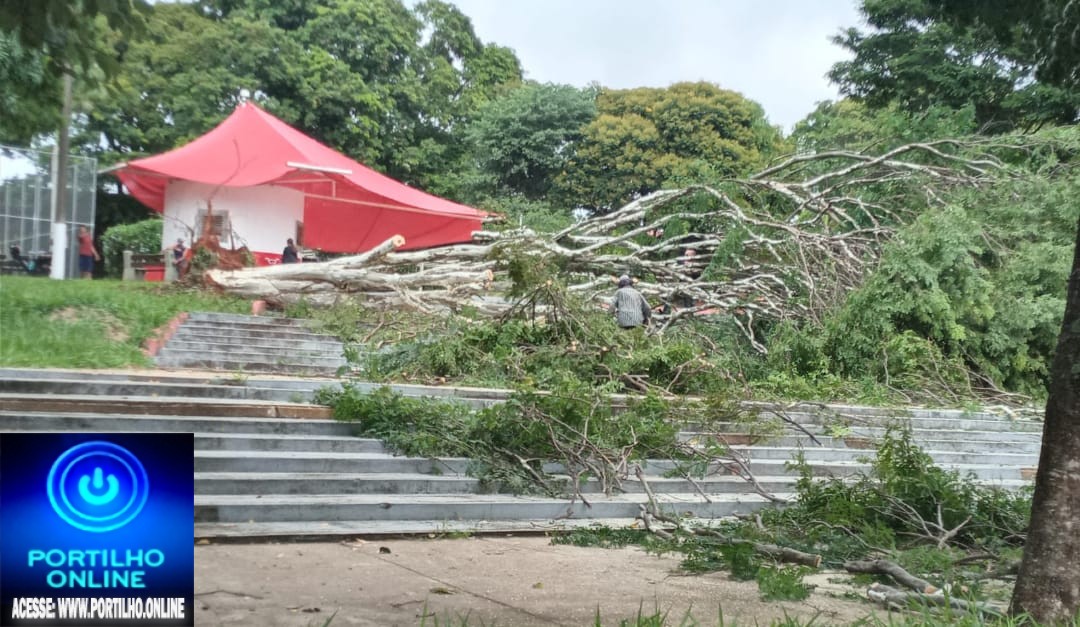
[111,102,486,253]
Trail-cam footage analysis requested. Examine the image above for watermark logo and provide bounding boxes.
[46,442,150,533]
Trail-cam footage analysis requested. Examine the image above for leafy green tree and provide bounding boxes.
[925,0,1079,88]
[0,32,59,144]
[0,0,150,76]
[830,0,1080,132]
[395,1,523,195]
[465,82,596,200]
[557,82,784,213]
[85,4,307,159]
[0,0,149,145]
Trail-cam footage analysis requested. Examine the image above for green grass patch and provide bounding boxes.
[0,276,249,368]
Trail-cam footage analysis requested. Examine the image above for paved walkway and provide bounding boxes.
[194,536,873,626]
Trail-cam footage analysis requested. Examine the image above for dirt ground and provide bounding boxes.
[194,536,878,626]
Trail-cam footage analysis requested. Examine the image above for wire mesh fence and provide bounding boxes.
[0,145,97,277]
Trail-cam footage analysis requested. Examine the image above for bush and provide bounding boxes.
[100,219,163,277]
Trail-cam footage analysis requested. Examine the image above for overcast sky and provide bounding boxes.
[449,0,864,131]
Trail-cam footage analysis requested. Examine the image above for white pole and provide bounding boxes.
[49,72,73,280]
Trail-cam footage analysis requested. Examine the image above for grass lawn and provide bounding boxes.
[0,276,250,369]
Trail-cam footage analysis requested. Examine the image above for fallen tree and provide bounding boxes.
[206,140,1014,350]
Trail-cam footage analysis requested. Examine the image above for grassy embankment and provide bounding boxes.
[0,276,249,369]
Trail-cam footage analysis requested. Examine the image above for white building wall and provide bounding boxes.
[162,181,304,255]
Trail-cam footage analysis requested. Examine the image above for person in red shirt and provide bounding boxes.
[77,226,100,279]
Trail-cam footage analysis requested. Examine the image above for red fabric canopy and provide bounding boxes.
[112,102,486,252]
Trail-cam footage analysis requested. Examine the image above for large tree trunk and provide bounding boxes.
[1009,216,1080,622]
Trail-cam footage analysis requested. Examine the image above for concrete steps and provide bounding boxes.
[195,433,384,453]
[180,311,318,327]
[0,366,1045,540]
[165,337,344,353]
[194,493,781,524]
[722,445,1039,466]
[192,518,664,539]
[171,326,343,343]
[0,377,314,402]
[0,411,354,435]
[155,312,348,375]
[192,472,801,496]
[0,393,331,418]
[154,350,347,374]
[707,434,1041,454]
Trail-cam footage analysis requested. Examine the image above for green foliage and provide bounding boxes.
[770,427,1031,561]
[553,527,652,549]
[100,218,163,277]
[0,276,248,368]
[68,0,520,207]
[0,31,58,145]
[0,0,150,98]
[189,247,219,275]
[922,1,1080,90]
[287,299,370,342]
[718,543,759,581]
[314,385,476,459]
[364,297,725,396]
[283,299,314,320]
[551,429,1031,616]
[479,196,575,233]
[830,0,1080,132]
[816,172,1080,397]
[756,566,813,601]
[557,82,786,213]
[315,381,685,495]
[791,100,977,153]
[465,82,597,200]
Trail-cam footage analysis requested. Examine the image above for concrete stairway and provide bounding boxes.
[154,312,348,375]
[0,368,1043,540]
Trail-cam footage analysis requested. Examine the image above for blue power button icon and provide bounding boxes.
[47,441,149,533]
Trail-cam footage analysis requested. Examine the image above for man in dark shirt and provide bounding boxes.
[282,238,299,264]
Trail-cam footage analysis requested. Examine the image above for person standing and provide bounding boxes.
[281,238,299,264]
[169,238,190,279]
[77,226,100,279]
[611,274,651,329]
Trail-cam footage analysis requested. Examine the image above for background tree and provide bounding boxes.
[86,4,306,158]
[557,82,784,213]
[830,0,1080,132]
[465,82,596,201]
[0,32,59,145]
[0,0,150,77]
[0,0,151,144]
